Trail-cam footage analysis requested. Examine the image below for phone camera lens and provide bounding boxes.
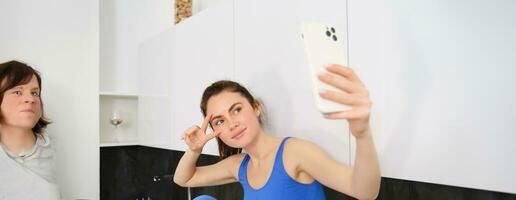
[331,27,336,33]
[332,35,338,41]
[326,31,331,37]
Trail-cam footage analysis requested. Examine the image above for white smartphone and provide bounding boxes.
[300,21,351,113]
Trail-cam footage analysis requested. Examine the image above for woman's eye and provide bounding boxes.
[215,120,224,126]
[233,107,241,114]
[13,91,21,95]
[32,92,40,97]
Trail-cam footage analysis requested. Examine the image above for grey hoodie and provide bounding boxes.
[0,133,60,199]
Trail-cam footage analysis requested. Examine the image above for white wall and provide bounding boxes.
[0,0,99,199]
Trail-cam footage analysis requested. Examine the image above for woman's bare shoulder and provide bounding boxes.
[285,137,321,151]
[221,153,246,180]
[224,153,246,163]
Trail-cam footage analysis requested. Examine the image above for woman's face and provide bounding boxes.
[206,91,261,148]
[0,75,42,130]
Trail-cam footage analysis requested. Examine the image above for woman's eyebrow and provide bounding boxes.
[10,86,39,90]
[211,102,242,121]
[228,102,242,112]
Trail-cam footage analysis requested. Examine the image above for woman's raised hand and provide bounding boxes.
[181,114,222,154]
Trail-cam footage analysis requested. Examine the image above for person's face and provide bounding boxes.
[0,75,42,130]
[206,91,261,148]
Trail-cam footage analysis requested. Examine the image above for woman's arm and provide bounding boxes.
[351,128,380,199]
[297,64,380,199]
[173,150,241,187]
[173,114,241,187]
[291,135,380,200]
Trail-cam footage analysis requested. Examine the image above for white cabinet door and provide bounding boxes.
[234,0,351,164]
[100,0,173,94]
[170,0,235,155]
[138,30,176,149]
[347,0,516,194]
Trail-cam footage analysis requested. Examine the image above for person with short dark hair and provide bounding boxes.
[0,60,60,199]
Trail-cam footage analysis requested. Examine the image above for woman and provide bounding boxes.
[174,64,380,199]
[0,60,60,199]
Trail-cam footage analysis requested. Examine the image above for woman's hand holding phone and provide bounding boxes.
[318,64,372,138]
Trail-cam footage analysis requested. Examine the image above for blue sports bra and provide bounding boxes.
[238,137,326,200]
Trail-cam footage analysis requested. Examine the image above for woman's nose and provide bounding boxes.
[228,118,240,131]
[23,93,36,103]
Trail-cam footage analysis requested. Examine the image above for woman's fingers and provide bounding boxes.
[200,114,212,133]
[318,64,371,110]
[204,130,222,142]
[323,108,370,120]
[182,115,221,150]
[318,65,369,97]
[324,111,355,119]
[319,90,371,118]
[318,72,357,93]
[325,64,363,86]
[182,125,199,139]
[183,125,200,143]
[184,132,193,144]
[320,89,370,107]
[319,90,359,105]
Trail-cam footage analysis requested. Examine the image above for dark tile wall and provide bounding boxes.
[100,146,242,200]
[100,146,187,199]
[101,146,516,200]
[377,178,516,200]
[325,178,516,200]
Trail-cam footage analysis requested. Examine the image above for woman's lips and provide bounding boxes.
[232,128,247,140]
[21,109,34,113]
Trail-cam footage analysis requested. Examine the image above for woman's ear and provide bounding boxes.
[253,101,261,117]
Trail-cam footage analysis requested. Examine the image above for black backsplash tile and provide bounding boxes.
[100,146,186,200]
[101,146,516,200]
[377,178,516,200]
[186,153,244,200]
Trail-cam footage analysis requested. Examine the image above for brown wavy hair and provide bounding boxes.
[0,60,51,137]
[200,80,264,159]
